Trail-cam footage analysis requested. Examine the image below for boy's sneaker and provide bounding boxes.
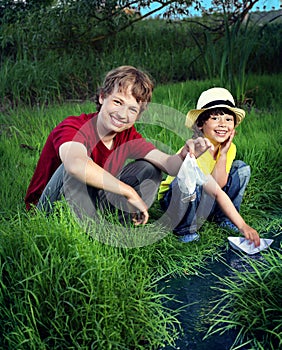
[219,220,239,233]
[178,232,200,243]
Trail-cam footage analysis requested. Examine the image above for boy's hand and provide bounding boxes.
[240,224,260,247]
[125,189,149,225]
[220,129,235,155]
[131,211,148,226]
[180,137,213,159]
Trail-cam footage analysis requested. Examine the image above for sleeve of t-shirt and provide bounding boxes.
[51,114,91,156]
[122,127,156,159]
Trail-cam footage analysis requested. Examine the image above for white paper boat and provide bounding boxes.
[228,237,274,255]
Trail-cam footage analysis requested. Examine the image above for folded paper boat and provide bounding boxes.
[228,237,274,255]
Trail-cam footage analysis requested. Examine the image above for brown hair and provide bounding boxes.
[95,66,154,113]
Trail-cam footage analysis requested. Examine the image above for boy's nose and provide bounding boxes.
[118,106,129,121]
[218,117,226,125]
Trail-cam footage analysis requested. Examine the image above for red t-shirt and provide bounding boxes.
[25,112,156,210]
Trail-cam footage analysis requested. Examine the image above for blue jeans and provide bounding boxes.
[37,160,162,223]
[160,160,251,236]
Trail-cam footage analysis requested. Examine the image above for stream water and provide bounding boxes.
[160,238,281,350]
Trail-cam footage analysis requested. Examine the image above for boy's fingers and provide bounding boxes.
[187,137,213,158]
[229,130,235,142]
[246,230,260,247]
[132,210,148,225]
[253,234,260,247]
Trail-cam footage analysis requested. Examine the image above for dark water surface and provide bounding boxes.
[160,239,281,350]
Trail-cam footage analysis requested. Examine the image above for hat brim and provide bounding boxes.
[185,105,245,128]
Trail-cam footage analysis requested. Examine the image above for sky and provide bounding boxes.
[141,0,281,17]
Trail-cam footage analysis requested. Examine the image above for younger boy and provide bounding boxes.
[159,87,259,246]
[25,66,211,226]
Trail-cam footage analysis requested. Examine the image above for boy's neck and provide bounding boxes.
[96,115,117,149]
[99,132,116,150]
[102,137,115,150]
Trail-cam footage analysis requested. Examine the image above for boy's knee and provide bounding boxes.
[136,160,162,182]
[232,160,251,179]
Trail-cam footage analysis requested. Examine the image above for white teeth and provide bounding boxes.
[112,116,125,126]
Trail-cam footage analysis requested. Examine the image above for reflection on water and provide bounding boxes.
[160,240,280,350]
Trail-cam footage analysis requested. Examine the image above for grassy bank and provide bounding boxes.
[1,17,281,107]
[0,75,281,348]
[205,248,282,349]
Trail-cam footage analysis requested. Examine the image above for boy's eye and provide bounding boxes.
[129,107,138,115]
[113,99,122,105]
[210,116,234,122]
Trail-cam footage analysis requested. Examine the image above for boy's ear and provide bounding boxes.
[99,93,104,105]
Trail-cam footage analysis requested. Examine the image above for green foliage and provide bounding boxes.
[0,210,181,349]
[205,247,282,349]
[0,0,138,61]
[234,108,282,211]
[0,206,229,348]
[188,7,282,104]
[0,75,281,348]
[0,7,281,107]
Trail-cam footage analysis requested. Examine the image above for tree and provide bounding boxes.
[0,1,265,48]
[182,0,282,103]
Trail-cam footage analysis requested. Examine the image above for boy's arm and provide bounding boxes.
[144,137,212,175]
[211,130,235,188]
[59,141,149,224]
[204,175,260,247]
[211,154,229,187]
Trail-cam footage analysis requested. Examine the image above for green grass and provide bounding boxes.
[1,17,281,108]
[0,75,281,348]
[0,209,179,349]
[205,247,282,349]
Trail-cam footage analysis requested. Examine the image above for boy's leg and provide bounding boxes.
[102,159,162,223]
[37,164,64,213]
[212,160,251,225]
[38,160,162,224]
[119,159,162,207]
[37,163,97,218]
[160,178,204,237]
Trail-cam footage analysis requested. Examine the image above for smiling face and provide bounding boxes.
[199,109,236,146]
[97,84,142,139]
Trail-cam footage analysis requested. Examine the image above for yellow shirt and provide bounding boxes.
[158,143,236,200]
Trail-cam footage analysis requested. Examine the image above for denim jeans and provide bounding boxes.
[37,160,162,223]
[160,160,251,236]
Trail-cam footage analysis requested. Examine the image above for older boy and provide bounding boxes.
[25,66,211,225]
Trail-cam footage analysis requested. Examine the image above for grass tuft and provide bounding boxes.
[204,247,282,349]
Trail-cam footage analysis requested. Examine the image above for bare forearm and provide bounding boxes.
[66,156,133,198]
[145,137,213,176]
[59,141,131,197]
[204,178,246,230]
[144,150,183,175]
[159,154,183,176]
[217,191,245,229]
[219,194,260,246]
[203,176,259,246]
[211,154,228,188]
[59,142,149,223]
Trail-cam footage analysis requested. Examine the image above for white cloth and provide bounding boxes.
[177,155,207,201]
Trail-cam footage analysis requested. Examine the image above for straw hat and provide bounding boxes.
[185,87,245,128]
